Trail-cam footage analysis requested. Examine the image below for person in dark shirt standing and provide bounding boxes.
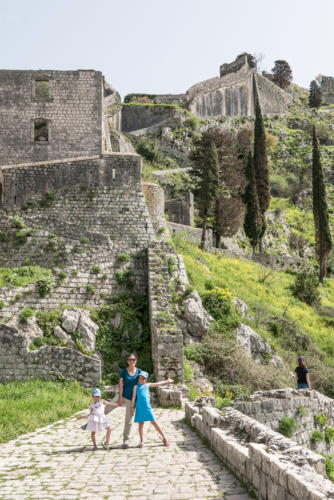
[295,356,311,389]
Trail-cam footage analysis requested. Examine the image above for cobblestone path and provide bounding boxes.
[0,407,251,499]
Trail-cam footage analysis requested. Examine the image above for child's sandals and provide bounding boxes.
[102,441,110,450]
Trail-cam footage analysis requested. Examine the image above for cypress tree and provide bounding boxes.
[191,130,219,249]
[312,126,332,282]
[253,101,270,253]
[243,152,263,254]
[309,80,322,108]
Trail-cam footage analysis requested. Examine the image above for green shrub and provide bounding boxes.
[297,404,308,417]
[0,301,4,309]
[291,271,320,306]
[116,269,132,285]
[204,279,214,290]
[71,269,78,275]
[202,287,233,318]
[184,115,200,131]
[80,237,89,244]
[36,310,62,338]
[188,384,201,402]
[36,276,55,298]
[0,230,7,242]
[102,273,108,280]
[215,396,233,409]
[314,414,328,427]
[325,427,334,444]
[168,256,175,276]
[311,429,324,442]
[39,191,54,207]
[117,253,131,263]
[58,271,66,280]
[183,358,193,383]
[9,215,25,229]
[92,265,101,275]
[19,308,35,323]
[325,455,334,482]
[23,258,31,266]
[86,285,95,294]
[279,417,298,437]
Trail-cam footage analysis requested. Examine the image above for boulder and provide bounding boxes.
[235,323,282,367]
[183,290,213,337]
[62,309,80,333]
[232,297,249,318]
[53,326,76,348]
[77,311,99,352]
[7,315,43,343]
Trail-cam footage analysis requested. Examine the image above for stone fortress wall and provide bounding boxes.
[0,324,100,386]
[186,399,334,499]
[234,388,334,454]
[0,70,108,166]
[187,55,292,119]
[321,76,334,104]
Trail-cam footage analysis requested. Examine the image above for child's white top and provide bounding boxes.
[86,400,111,432]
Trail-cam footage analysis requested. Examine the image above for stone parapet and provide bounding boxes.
[234,388,334,453]
[185,401,334,499]
[168,222,213,249]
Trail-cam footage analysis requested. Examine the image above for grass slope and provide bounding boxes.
[0,380,91,443]
[174,237,334,396]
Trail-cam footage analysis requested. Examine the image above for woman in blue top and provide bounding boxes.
[118,353,140,448]
[131,370,173,447]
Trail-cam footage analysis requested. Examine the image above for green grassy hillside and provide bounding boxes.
[174,237,334,398]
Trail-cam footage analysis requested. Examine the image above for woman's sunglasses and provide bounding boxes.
[128,358,136,361]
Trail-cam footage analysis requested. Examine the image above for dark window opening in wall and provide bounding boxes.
[35,80,49,99]
[34,119,49,142]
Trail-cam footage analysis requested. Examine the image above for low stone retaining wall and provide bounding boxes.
[234,389,334,453]
[185,401,334,499]
[0,324,101,386]
[168,222,213,249]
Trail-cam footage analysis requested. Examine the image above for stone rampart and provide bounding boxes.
[186,401,334,499]
[121,104,184,133]
[168,222,213,249]
[234,388,334,453]
[0,70,104,166]
[153,94,187,104]
[0,324,101,386]
[321,76,334,104]
[219,54,249,78]
[165,191,194,226]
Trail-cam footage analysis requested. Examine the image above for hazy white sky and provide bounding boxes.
[1,0,333,98]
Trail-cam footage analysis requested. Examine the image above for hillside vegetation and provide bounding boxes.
[175,237,334,398]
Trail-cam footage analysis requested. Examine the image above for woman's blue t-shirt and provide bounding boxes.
[120,367,139,400]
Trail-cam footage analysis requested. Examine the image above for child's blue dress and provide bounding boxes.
[134,383,155,422]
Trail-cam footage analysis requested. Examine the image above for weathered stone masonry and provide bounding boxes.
[0,324,101,386]
[0,70,105,166]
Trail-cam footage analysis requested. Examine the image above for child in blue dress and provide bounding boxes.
[131,370,173,447]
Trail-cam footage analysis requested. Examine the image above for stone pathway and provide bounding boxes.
[0,407,251,499]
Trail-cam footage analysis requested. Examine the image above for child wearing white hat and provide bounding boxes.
[131,370,173,448]
[77,388,118,450]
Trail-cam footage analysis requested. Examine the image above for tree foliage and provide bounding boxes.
[253,101,270,252]
[309,80,322,108]
[272,60,293,89]
[312,126,332,282]
[236,52,257,70]
[191,129,220,248]
[243,152,263,253]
